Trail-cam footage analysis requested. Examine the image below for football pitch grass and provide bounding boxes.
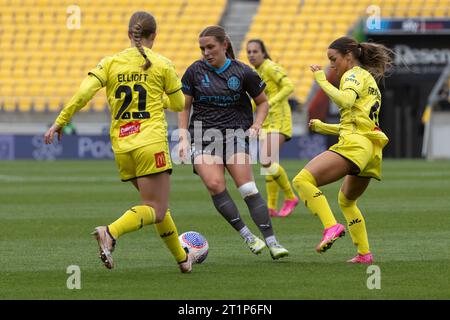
[0,159,449,300]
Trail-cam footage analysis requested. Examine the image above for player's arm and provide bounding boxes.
[163,63,185,112]
[312,68,357,109]
[267,67,294,107]
[56,75,103,126]
[177,94,193,163]
[163,89,185,112]
[251,91,269,137]
[243,65,268,135]
[44,75,103,144]
[179,66,195,141]
[178,94,192,138]
[309,119,339,135]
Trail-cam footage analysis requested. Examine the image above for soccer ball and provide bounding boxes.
[179,231,209,264]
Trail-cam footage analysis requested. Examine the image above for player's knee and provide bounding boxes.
[261,163,270,168]
[261,162,280,176]
[338,190,355,209]
[142,202,167,223]
[153,208,167,224]
[238,181,259,198]
[292,169,316,190]
[260,160,271,168]
[205,179,226,195]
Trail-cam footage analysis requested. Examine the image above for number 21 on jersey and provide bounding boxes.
[115,84,150,120]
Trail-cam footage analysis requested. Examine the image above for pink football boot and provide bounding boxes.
[278,196,299,217]
[316,223,346,253]
[268,208,279,217]
[347,252,374,264]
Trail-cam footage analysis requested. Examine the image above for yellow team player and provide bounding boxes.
[292,36,392,264]
[44,12,194,273]
[247,39,299,217]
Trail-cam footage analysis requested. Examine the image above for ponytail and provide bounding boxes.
[225,35,236,59]
[128,11,157,71]
[329,36,393,82]
[358,42,393,82]
[132,23,152,70]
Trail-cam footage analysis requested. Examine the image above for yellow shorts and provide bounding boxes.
[262,106,292,139]
[329,134,383,180]
[114,142,172,181]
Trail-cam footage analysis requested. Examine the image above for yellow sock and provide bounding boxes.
[292,169,337,228]
[265,176,279,209]
[269,162,296,200]
[338,191,370,254]
[108,205,156,239]
[155,209,187,263]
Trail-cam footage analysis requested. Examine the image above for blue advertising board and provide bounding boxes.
[0,134,327,161]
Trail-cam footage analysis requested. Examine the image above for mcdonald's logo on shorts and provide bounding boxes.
[155,152,166,168]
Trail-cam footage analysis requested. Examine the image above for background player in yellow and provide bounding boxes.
[44,12,194,273]
[292,36,392,264]
[246,40,299,218]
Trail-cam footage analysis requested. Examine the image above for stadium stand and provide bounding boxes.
[239,0,450,105]
[0,0,226,113]
[1,0,449,113]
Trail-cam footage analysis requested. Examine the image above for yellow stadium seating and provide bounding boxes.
[1,0,449,112]
[0,0,226,112]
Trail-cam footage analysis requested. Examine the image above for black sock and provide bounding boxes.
[212,189,245,232]
[244,193,274,238]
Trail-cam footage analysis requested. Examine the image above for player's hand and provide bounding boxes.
[249,123,261,138]
[44,123,63,144]
[309,119,323,132]
[310,64,322,72]
[178,137,190,164]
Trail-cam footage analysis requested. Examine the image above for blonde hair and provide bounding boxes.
[128,12,157,70]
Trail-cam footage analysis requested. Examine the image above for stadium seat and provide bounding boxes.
[3,98,18,112]
[1,0,226,113]
[3,0,449,113]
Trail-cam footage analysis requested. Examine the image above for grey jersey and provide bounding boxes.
[182,59,266,140]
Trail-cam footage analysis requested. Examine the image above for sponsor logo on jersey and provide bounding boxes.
[119,121,141,138]
[155,151,167,168]
[345,75,360,85]
[198,94,241,106]
[227,76,240,90]
[201,74,210,87]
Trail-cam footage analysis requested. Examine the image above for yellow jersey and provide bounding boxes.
[255,59,294,114]
[59,47,182,154]
[338,66,382,136]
